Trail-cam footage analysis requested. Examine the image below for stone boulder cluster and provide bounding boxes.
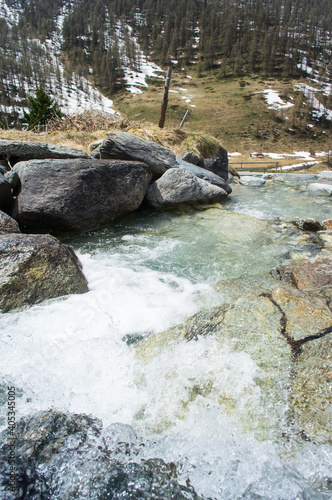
[236,171,332,195]
[0,133,231,312]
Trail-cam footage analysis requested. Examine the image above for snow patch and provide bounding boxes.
[251,151,327,161]
[278,161,317,171]
[295,83,332,121]
[0,0,23,26]
[113,21,164,94]
[256,89,293,110]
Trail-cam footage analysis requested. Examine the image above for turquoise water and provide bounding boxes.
[225,182,332,221]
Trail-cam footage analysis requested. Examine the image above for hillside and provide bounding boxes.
[0,0,331,156]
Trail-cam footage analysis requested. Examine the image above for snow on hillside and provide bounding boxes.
[0,0,164,117]
[256,89,294,111]
[257,83,331,123]
[254,52,331,122]
[296,56,332,121]
[45,4,118,115]
[113,21,164,94]
[295,83,332,121]
[0,0,22,25]
[124,60,164,95]
[251,151,327,161]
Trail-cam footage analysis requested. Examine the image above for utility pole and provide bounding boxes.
[158,67,172,129]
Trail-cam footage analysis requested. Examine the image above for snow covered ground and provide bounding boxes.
[0,1,165,116]
[123,59,164,95]
[231,151,329,172]
[0,0,22,25]
[257,54,331,123]
[295,83,332,121]
[256,89,294,111]
[113,21,164,95]
[251,151,327,161]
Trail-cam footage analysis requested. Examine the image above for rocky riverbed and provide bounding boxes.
[0,136,332,498]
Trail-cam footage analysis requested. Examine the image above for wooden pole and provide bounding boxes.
[158,67,172,129]
[179,110,190,129]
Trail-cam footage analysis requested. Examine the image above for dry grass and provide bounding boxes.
[0,113,220,158]
[1,121,329,173]
[114,71,331,155]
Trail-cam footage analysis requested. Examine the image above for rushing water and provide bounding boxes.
[1,181,332,498]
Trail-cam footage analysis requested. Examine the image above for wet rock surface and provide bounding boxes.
[0,410,202,499]
[275,255,332,290]
[307,183,332,196]
[291,217,324,232]
[136,253,332,445]
[291,333,332,445]
[0,233,88,312]
[239,176,266,187]
[322,219,332,231]
[11,159,152,233]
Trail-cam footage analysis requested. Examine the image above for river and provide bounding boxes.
[1,180,331,498]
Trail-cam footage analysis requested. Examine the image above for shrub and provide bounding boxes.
[24,88,63,130]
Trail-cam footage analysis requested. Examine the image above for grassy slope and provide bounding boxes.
[1,70,331,172]
[114,70,331,155]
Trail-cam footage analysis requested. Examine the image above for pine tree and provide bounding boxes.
[24,88,63,130]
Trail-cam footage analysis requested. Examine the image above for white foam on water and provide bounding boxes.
[1,200,332,497]
[144,417,319,499]
[0,245,220,428]
[132,336,261,436]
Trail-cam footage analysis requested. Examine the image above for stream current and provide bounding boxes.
[1,182,332,498]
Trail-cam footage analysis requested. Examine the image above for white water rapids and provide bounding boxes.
[1,182,332,498]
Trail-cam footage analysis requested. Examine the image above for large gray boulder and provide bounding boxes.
[145,168,228,209]
[0,233,88,312]
[4,170,20,197]
[176,158,232,193]
[0,210,21,234]
[0,173,13,212]
[181,150,200,165]
[318,170,332,180]
[0,139,90,167]
[307,183,332,196]
[239,176,266,187]
[12,159,152,233]
[91,131,177,178]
